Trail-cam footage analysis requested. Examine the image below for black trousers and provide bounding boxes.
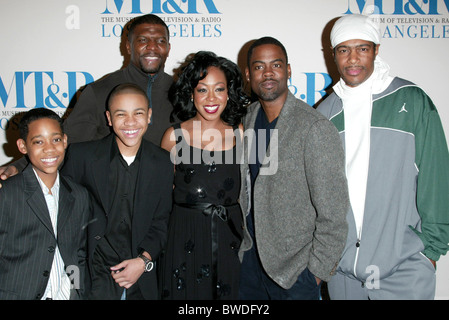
[238,245,321,300]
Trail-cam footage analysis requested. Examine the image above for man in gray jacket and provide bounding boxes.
[238,36,349,299]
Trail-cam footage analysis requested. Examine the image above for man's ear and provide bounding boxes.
[147,108,152,124]
[106,110,112,127]
[126,40,131,56]
[63,133,68,150]
[16,139,27,155]
[374,43,380,57]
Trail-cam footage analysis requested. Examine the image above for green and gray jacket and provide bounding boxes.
[317,77,449,281]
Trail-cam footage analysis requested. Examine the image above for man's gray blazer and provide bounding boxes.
[238,91,349,289]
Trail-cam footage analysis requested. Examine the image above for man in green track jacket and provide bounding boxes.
[317,14,449,299]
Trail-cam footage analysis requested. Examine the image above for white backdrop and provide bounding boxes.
[1,0,448,299]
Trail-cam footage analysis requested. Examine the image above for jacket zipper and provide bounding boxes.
[353,228,362,278]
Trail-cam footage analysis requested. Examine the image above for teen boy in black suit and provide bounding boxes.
[0,108,90,300]
[61,83,173,299]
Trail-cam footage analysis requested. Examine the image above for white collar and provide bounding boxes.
[33,168,60,196]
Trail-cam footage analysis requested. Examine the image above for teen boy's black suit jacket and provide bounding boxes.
[61,134,173,300]
[0,165,90,300]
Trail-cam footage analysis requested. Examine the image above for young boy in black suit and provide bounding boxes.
[61,83,173,300]
[0,108,90,300]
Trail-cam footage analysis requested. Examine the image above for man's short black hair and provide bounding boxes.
[107,83,150,111]
[127,13,170,41]
[19,108,63,141]
[247,36,289,67]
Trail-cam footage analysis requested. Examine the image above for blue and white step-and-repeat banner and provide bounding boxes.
[1,0,449,299]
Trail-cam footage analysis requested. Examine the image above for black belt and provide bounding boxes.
[175,202,238,298]
[176,202,237,221]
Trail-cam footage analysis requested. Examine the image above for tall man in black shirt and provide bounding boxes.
[0,14,174,179]
[61,83,173,299]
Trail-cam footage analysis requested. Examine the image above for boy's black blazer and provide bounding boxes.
[61,134,173,300]
[0,165,90,300]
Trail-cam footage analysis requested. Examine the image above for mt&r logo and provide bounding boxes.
[345,0,449,15]
[100,0,223,38]
[345,0,449,39]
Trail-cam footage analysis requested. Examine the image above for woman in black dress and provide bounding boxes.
[159,51,249,299]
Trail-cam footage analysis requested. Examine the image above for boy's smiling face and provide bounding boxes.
[17,118,67,188]
[106,92,151,157]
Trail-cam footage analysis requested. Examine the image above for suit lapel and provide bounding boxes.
[244,101,261,131]
[133,142,157,222]
[243,94,295,171]
[91,136,113,214]
[23,166,54,236]
[267,91,296,149]
[243,102,261,170]
[57,176,75,234]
